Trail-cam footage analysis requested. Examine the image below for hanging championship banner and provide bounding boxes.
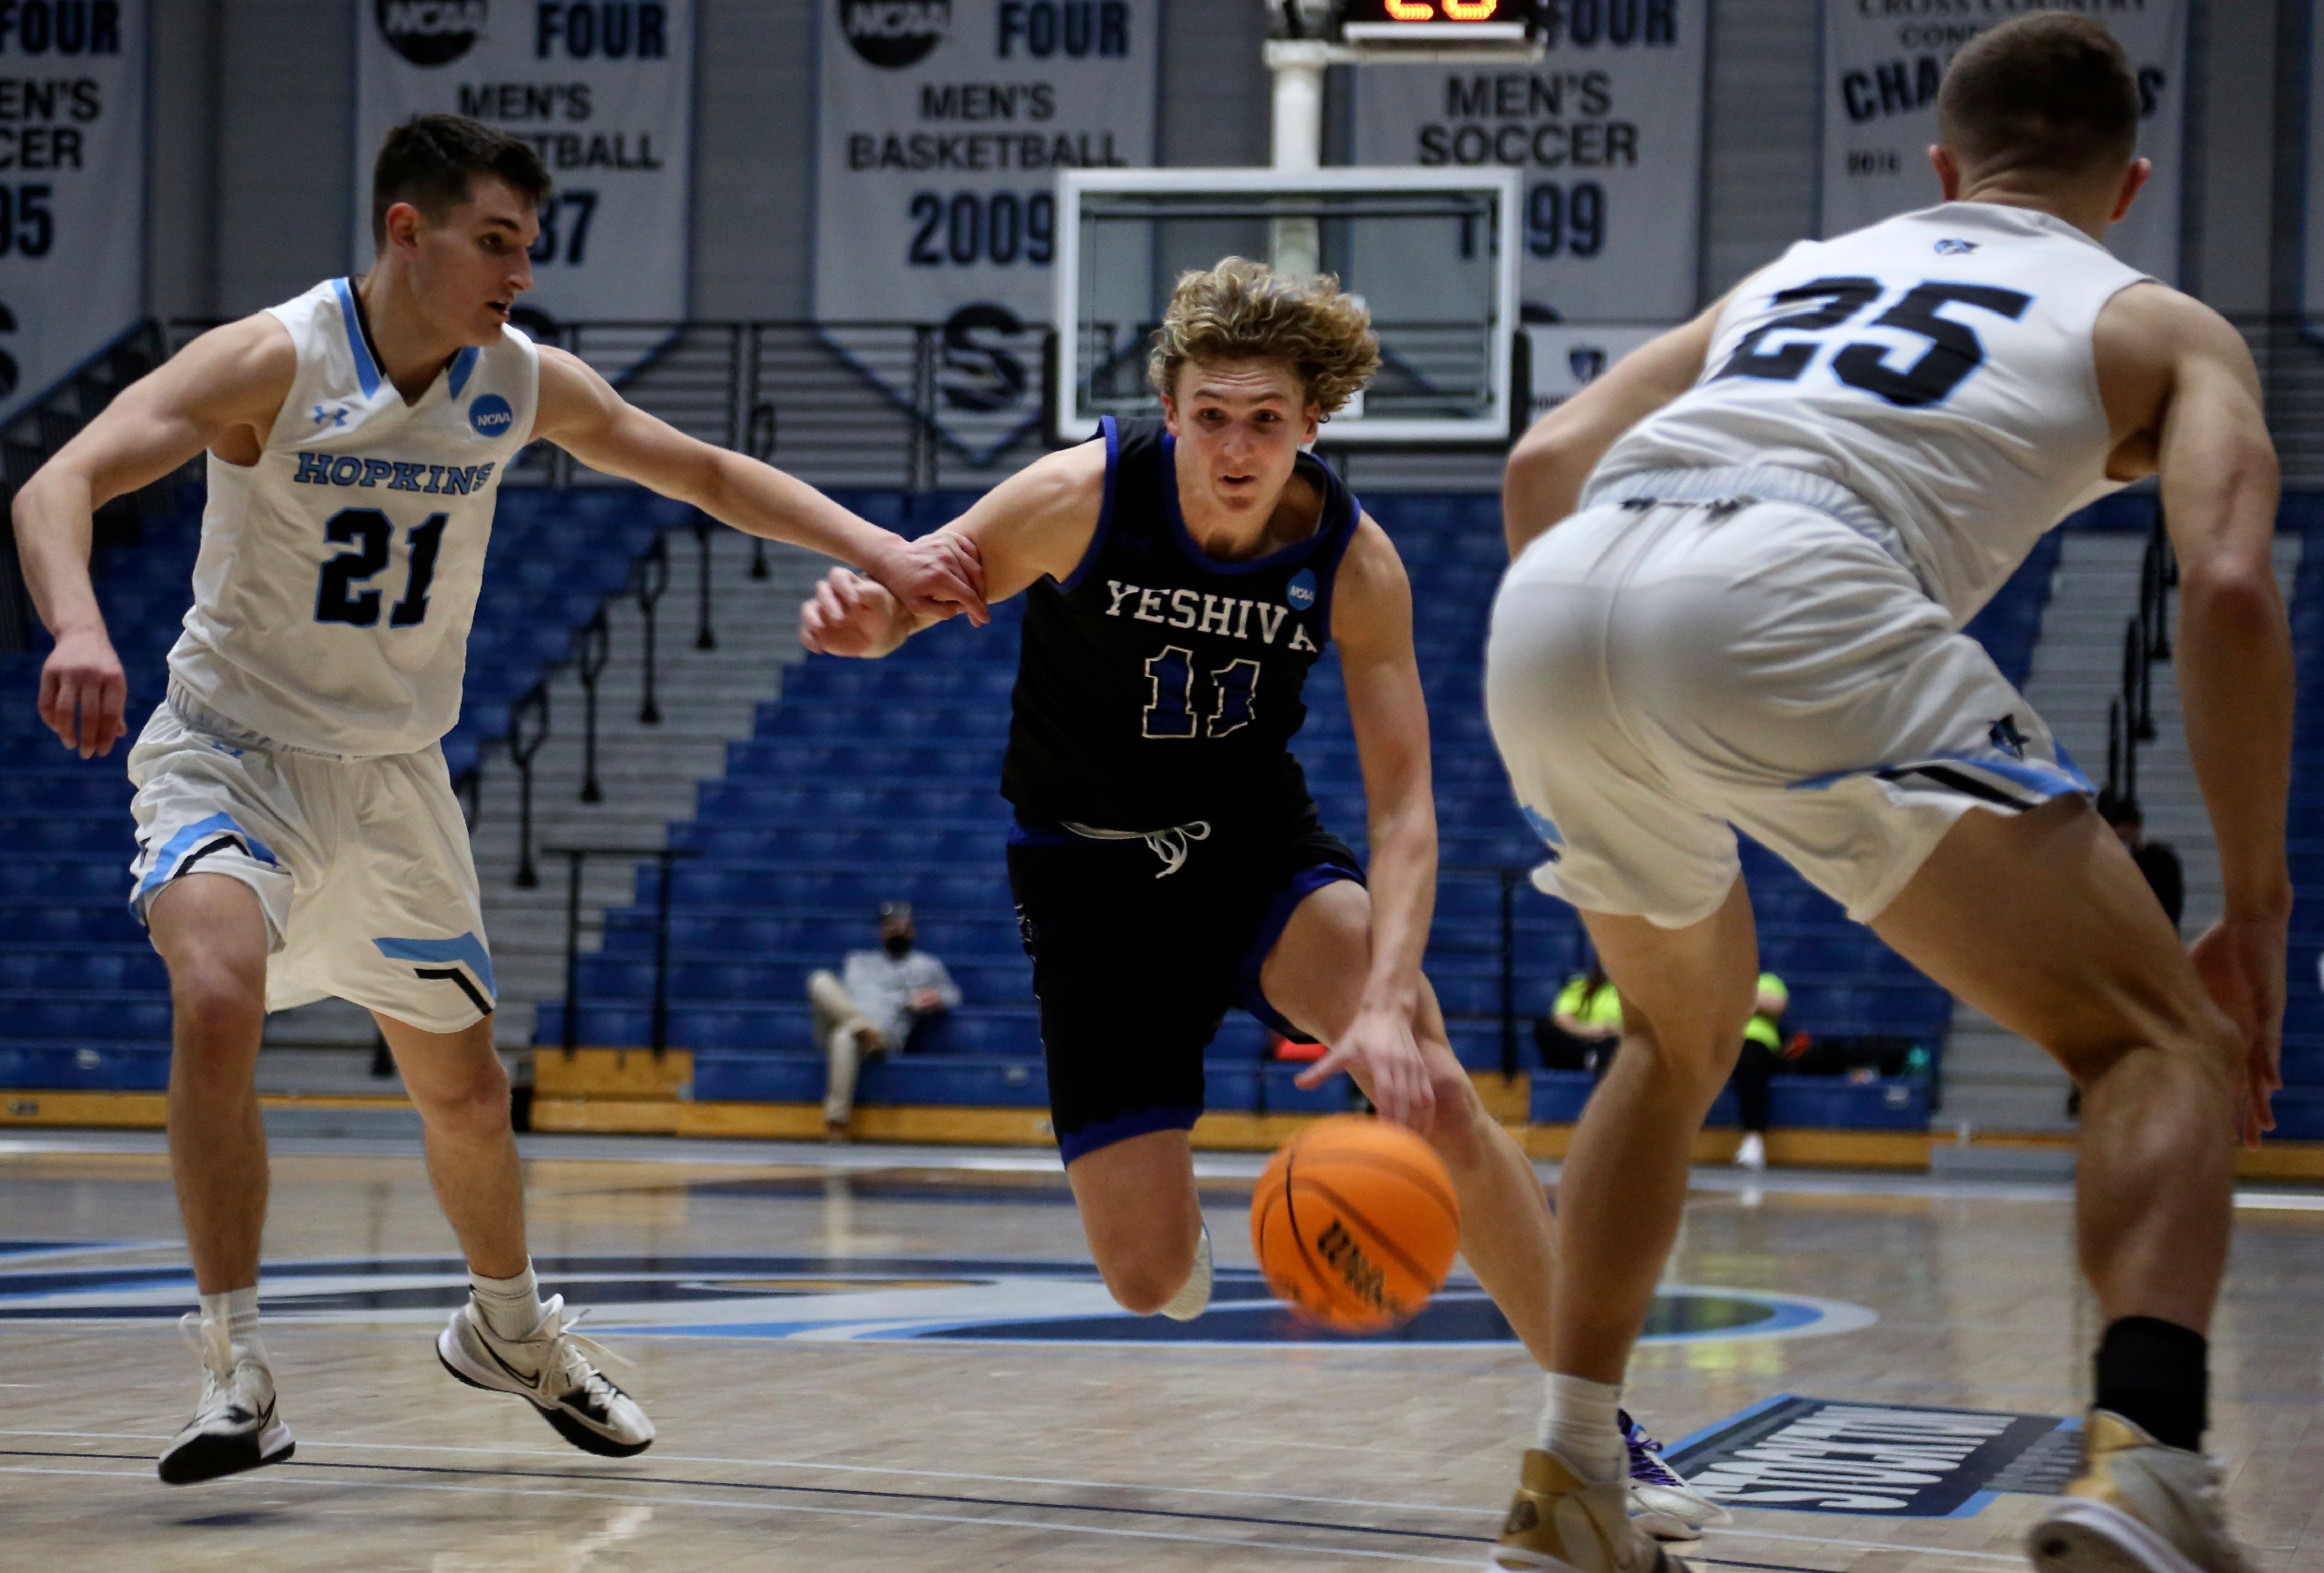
[814,0,1160,461]
[1350,2,1710,324]
[1819,0,2184,283]
[0,0,145,428]
[354,0,695,335]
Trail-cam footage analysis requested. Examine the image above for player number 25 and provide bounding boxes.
[1144,647,1260,740]
[1714,275,2033,408]
[313,507,448,629]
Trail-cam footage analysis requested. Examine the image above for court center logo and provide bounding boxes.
[0,1249,1875,1349]
[377,0,486,67]
[469,392,515,438]
[841,0,950,69]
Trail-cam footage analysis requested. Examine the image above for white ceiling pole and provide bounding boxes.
[1264,39,1329,276]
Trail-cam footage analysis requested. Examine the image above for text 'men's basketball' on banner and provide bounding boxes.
[0,0,144,428]
[814,0,1160,464]
[353,0,697,333]
[1350,0,1710,324]
[1819,0,2185,283]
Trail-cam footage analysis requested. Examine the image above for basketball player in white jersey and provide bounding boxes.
[12,114,984,1485]
[1483,17,2287,1573]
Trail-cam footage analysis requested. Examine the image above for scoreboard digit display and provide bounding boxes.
[1339,0,1537,44]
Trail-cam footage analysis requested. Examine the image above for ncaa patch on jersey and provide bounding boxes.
[1286,568,1318,610]
[468,393,514,439]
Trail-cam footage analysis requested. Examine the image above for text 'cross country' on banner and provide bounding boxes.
[815,1,1161,466]
[354,0,697,370]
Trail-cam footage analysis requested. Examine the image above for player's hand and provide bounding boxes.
[38,625,128,759]
[800,567,908,657]
[2190,913,2286,1149]
[867,529,987,627]
[1295,1004,1436,1131]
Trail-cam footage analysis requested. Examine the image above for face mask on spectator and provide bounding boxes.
[884,933,913,958]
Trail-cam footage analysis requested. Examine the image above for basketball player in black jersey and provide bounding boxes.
[801,258,1722,1544]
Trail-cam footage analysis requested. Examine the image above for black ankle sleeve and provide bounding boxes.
[2094,1316,2208,1451]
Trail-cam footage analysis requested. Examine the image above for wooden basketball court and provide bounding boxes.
[1,1133,2317,1572]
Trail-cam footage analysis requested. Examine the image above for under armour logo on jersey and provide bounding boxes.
[1934,238,1978,256]
[312,404,348,428]
[1989,715,2028,758]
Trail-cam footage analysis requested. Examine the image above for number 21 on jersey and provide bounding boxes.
[313,505,446,628]
[1145,646,1259,739]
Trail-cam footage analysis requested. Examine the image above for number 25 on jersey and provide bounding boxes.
[1717,275,2033,408]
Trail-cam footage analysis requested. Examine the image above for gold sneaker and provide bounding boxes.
[1493,1447,1689,1573]
[2026,1412,2255,1573]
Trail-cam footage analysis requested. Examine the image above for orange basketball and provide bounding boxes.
[1249,1113,1462,1332]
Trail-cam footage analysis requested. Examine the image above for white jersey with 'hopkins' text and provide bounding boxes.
[166,278,539,757]
[1584,201,2152,625]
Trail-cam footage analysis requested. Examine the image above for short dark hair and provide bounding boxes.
[371,113,551,250]
[1937,15,2139,180]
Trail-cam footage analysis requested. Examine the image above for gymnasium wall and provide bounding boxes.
[144,0,2291,325]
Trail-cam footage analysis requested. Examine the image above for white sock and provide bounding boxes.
[1538,1372,1626,1484]
[198,1286,265,1367]
[1161,1223,1213,1321]
[469,1262,546,1341]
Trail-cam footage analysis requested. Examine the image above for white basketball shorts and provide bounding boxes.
[126,685,495,1032]
[1485,484,2089,930]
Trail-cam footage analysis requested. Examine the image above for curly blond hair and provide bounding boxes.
[1146,257,1381,419]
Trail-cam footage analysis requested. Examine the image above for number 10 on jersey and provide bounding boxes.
[1144,646,1260,739]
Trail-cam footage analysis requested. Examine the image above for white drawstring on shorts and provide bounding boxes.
[1062,818,1213,878]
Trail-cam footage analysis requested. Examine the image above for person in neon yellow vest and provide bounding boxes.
[1732,973,1791,1170]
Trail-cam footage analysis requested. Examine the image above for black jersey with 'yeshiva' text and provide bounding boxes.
[1001,417,1363,832]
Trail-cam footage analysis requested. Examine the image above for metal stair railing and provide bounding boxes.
[2105,511,2177,809]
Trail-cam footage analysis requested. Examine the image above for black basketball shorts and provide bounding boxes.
[1005,811,1364,1165]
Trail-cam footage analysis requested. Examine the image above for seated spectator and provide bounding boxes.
[806,902,960,1139]
[2098,789,2183,932]
[1730,972,1791,1171]
[1536,964,1623,1075]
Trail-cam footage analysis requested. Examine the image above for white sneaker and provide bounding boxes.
[1622,1411,1729,1543]
[2027,1411,2255,1573]
[437,1295,655,1458]
[1732,1133,1766,1171]
[1161,1223,1213,1321]
[158,1313,295,1485]
[1493,1446,1690,1573]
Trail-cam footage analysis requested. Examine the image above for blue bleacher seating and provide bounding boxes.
[0,482,695,1090]
[564,486,2089,1135]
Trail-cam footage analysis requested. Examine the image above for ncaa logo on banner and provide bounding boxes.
[843,0,950,68]
[469,393,515,438]
[377,0,486,67]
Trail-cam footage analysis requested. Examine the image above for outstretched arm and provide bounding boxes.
[2099,288,2293,1146]
[14,314,295,756]
[1292,518,1436,1128]
[1502,295,1728,558]
[531,345,986,624]
[799,438,1105,657]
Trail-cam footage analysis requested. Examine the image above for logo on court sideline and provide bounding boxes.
[468,393,515,439]
[0,1249,1875,1351]
[1661,1395,2081,1518]
[377,0,486,67]
[840,0,950,68]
